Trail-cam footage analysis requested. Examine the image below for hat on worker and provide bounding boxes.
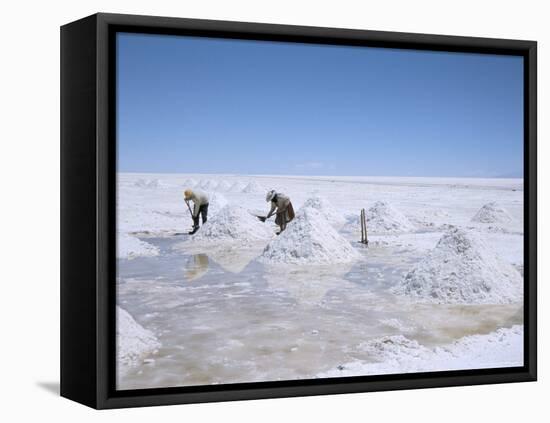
[184,189,193,200]
[266,189,276,202]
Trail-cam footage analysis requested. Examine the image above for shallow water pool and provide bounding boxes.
[116,235,522,390]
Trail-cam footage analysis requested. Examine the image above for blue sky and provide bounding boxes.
[117,33,524,177]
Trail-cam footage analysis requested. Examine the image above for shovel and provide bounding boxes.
[184,200,197,233]
[248,211,267,222]
[184,199,193,218]
[248,211,268,222]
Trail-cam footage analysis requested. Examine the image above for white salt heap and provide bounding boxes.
[241,181,265,193]
[117,306,160,370]
[318,325,523,377]
[134,178,160,189]
[366,201,415,233]
[117,232,159,259]
[301,196,345,227]
[229,181,246,192]
[191,205,274,243]
[195,179,208,189]
[201,180,219,190]
[260,208,360,265]
[216,180,231,191]
[207,192,229,216]
[182,178,196,188]
[471,202,514,224]
[394,227,522,304]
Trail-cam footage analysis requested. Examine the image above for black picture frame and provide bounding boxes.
[60,12,537,409]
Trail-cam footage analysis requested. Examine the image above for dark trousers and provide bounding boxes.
[193,203,209,227]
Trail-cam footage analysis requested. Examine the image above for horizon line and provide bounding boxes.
[117,171,523,180]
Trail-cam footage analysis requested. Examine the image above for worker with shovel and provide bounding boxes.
[184,189,209,235]
[263,189,295,234]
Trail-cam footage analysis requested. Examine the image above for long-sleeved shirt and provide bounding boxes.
[189,189,209,217]
[268,192,290,217]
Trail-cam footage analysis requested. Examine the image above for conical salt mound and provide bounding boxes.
[216,180,231,191]
[192,205,273,243]
[206,192,228,217]
[202,179,218,190]
[301,196,345,227]
[134,178,160,189]
[196,179,212,190]
[182,178,197,188]
[259,208,360,265]
[116,306,160,370]
[241,181,265,194]
[228,181,246,192]
[394,227,522,304]
[471,202,514,224]
[366,201,414,233]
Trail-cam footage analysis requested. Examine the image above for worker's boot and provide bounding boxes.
[188,225,199,235]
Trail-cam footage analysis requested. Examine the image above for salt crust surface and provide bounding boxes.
[318,325,523,377]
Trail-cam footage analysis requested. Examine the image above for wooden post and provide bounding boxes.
[363,208,368,245]
[359,209,365,244]
[360,208,368,245]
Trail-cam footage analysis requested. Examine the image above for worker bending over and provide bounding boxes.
[184,189,209,235]
[265,189,295,234]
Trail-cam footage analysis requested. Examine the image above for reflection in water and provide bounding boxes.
[184,254,210,281]
[180,241,267,274]
[264,264,354,306]
[206,246,264,273]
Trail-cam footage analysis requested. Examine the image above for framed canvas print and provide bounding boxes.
[60,13,537,409]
